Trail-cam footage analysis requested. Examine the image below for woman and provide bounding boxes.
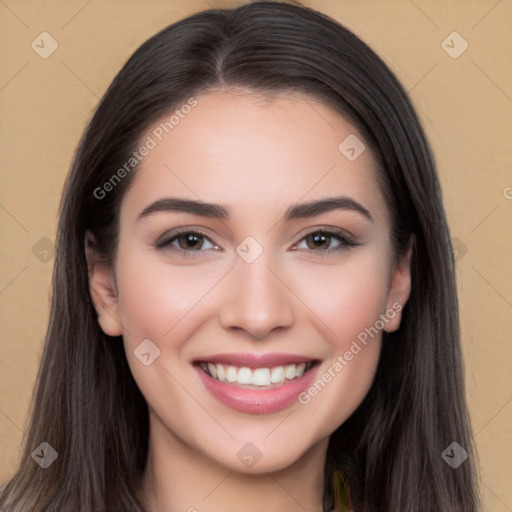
[0,1,479,511]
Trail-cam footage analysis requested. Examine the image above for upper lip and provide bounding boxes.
[193,352,318,369]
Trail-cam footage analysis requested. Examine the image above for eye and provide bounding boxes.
[154,227,360,258]
[293,228,360,256]
[154,229,220,256]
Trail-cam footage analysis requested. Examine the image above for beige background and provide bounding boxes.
[0,1,510,510]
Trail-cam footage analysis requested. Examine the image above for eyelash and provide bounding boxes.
[154,227,361,258]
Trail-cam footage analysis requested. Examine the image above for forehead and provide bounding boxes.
[120,89,389,228]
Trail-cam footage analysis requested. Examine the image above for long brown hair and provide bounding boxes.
[0,2,480,510]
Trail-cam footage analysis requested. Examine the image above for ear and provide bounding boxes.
[383,237,413,333]
[85,231,123,337]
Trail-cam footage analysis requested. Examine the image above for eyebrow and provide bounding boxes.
[136,196,373,223]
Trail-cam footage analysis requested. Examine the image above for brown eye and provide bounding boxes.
[155,229,219,255]
[176,233,206,250]
[294,229,360,256]
[305,232,333,250]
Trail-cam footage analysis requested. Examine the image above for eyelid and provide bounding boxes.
[296,225,357,243]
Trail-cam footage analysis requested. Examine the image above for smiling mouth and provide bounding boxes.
[195,361,316,389]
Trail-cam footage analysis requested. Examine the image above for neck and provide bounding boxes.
[137,415,329,512]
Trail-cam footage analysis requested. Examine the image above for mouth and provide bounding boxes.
[195,361,315,389]
[192,353,320,414]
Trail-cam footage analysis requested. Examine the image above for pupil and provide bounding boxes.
[308,233,329,250]
[180,234,202,250]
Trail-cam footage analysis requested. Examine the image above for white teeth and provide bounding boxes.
[252,368,271,386]
[216,364,226,382]
[201,361,312,387]
[237,367,253,385]
[226,366,238,383]
[284,364,296,380]
[207,363,217,379]
[270,366,285,384]
[295,362,306,377]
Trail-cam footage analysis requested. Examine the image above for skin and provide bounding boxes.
[87,88,411,512]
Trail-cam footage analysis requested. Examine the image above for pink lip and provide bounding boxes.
[193,352,316,369]
[194,360,319,415]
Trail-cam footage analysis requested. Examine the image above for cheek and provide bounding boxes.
[114,246,224,346]
[112,247,226,418]
[290,252,390,426]
[291,252,391,348]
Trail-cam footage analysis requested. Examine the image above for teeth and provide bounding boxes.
[295,362,306,377]
[200,361,312,387]
[270,366,285,384]
[237,367,253,385]
[253,368,271,386]
[226,366,238,383]
[207,363,217,379]
[284,364,296,380]
[216,364,226,382]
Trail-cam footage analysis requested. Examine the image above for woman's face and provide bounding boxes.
[88,89,411,473]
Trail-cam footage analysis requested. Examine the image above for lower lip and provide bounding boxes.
[195,364,318,414]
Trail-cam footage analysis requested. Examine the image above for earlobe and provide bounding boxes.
[383,238,413,333]
[91,286,124,337]
[85,231,123,337]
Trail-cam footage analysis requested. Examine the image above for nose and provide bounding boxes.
[218,253,295,340]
